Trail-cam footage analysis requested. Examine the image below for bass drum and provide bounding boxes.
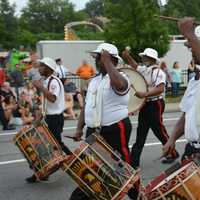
[119,67,148,114]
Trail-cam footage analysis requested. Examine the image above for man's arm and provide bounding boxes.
[179,17,200,64]
[122,50,138,70]
[163,113,185,155]
[33,80,56,102]
[101,50,128,92]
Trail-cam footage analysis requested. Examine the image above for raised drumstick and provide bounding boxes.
[155,15,200,25]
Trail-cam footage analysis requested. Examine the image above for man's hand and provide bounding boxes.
[73,129,83,141]
[135,91,147,99]
[33,80,43,90]
[122,49,130,60]
[100,50,112,65]
[162,138,176,157]
[178,17,195,38]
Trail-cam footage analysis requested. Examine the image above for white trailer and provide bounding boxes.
[36,40,104,73]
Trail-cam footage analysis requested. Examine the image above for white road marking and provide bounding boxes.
[0,117,180,137]
[0,159,26,165]
[0,138,186,166]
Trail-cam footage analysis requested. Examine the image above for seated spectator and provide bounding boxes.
[18,92,34,125]
[64,93,76,120]
[21,81,37,103]
[2,95,17,124]
[64,81,84,109]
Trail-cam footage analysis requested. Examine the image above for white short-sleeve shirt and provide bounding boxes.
[179,78,200,141]
[137,65,166,100]
[85,72,130,127]
[44,75,66,115]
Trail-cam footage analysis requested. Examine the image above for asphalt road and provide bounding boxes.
[0,112,186,200]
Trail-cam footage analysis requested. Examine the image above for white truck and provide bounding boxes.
[36,40,104,72]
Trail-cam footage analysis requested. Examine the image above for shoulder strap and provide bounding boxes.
[47,76,61,92]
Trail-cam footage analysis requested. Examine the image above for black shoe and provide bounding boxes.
[3,125,16,130]
[26,174,38,183]
[39,176,49,181]
[161,153,179,164]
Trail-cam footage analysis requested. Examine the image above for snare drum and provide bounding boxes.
[144,159,200,200]
[62,134,139,200]
[119,67,148,114]
[13,120,64,179]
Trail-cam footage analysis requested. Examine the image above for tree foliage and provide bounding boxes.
[0,0,18,49]
[162,0,200,34]
[104,0,170,58]
[20,0,80,33]
[85,0,105,18]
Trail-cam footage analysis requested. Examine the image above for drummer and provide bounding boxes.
[163,17,200,160]
[26,57,71,183]
[71,43,138,200]
[122,48,179,169]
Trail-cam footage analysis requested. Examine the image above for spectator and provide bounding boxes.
[55,58,73,84]
[64,93,76,120]
[18,92,34,125]
[0,67,6,87]
[2,95,16,124]
[187,60,196,82]
[9,64,24,99]
[64,81,84,109]
[21,81,36,103]
[171,61,182,97]
[76,60,96,94]
[26,61,41,81]
[160,61,172,91]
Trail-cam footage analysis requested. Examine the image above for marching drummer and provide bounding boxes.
[163,17,200,160]
[71,43,139,200]
[122,48,179,169]
[26,57,71,183]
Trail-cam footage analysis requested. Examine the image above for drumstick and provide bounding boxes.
[154,15,200,25]
[131,84,137,92]
[64,135,83,141]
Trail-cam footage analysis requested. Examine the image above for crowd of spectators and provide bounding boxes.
[0,55,94,130]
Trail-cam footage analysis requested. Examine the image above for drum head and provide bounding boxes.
[120,67,147,114]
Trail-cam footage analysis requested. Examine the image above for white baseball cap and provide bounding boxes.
[139,48,159,62]
[89,43,122,62]
[38,57,56,71]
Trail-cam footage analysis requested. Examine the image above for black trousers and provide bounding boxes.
[0,103,8,129]
[182,143,200,161]
[130,99,178,168]
[45,113,71,155]
[69,117,138,200]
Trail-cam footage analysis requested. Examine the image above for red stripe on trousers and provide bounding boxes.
[118,121,130,164]
[157,100,177,157]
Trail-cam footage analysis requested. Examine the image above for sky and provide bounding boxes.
[9,0,90,14]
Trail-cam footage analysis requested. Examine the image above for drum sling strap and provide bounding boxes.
[42,76,62,115]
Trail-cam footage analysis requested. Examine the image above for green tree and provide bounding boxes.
[162,0,200,34]
[104,0,170,59]
[85,0,105,18]
[0,0,17,49]
[19,0,83,34]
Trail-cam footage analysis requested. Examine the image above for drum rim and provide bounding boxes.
[144,157,196,194]
[118,67,148,114]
